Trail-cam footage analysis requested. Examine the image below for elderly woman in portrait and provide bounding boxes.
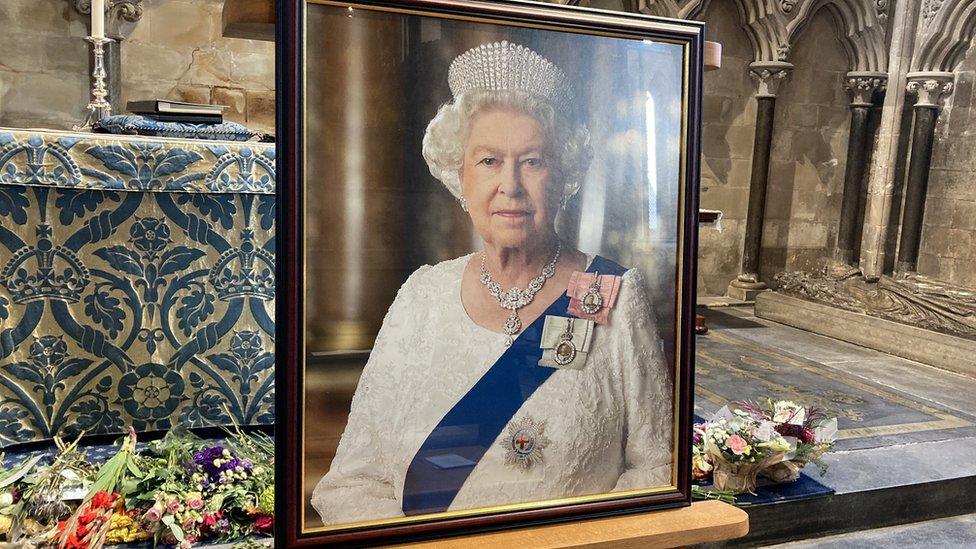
[312,41,673,524]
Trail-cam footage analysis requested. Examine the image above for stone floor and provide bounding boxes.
[698,305,976,492]
[763,513,976,548]
[697,305,976,546]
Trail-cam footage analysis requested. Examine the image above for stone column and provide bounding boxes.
[858,0,917,280]
[895,72,954,273]
[727,61,792,301]
[833,72,887,265]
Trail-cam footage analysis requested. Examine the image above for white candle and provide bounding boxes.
[91,0,105,39]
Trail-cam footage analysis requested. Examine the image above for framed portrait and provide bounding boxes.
[276,0,702,545]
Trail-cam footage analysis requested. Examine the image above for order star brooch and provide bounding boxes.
[500,416,551,471]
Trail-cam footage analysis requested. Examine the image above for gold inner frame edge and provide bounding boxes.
[299,0,699,535]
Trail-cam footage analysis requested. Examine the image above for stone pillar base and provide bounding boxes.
[726,284,768,302]
[727,276,768,302]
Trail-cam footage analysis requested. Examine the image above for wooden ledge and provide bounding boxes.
[391,501,748,548]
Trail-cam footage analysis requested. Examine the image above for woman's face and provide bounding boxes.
[460,107,561,252]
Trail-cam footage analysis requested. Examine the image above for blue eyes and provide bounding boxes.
[477,157,544,168]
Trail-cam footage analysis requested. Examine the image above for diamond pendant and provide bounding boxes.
[503,310,521,346]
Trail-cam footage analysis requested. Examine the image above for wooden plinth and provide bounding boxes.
[390,501,748,548]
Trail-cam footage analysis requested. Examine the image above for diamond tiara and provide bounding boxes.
[447,41,574,113]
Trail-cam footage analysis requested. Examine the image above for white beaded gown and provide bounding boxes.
[310,254,673,524]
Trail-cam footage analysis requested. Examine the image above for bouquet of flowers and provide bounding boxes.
[691,422,713,482]
[125,426,274,547]
[736,399,838,482]
[0,424,274,549]
[14,437,95,540]
[694,406,793,494]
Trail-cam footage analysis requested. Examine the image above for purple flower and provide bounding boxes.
[193,446,230,477]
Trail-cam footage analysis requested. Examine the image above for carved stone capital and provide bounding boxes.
[71,0,144,36]
[749,61,793,98]
[844,72,888,107]
[906,72,954,108]
[875,0,890,23]
[921,0,946,28]
[637,0,680,18]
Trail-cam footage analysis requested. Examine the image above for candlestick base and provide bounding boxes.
[74,36,116,131]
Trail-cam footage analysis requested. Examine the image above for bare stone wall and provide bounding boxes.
[0,0,274,133]
[759,10,851,281]
[697,7,852,295]
[918,40,976,288]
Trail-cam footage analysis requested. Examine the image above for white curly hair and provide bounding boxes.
[421,89,592,203]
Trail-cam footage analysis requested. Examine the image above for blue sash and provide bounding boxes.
[401,255,626,515]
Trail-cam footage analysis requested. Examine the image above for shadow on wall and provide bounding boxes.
[759,8,852,279]
[696,0,754,296]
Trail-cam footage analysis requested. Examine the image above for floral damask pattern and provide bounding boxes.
[118,362,186,429]
[0,129,275,445]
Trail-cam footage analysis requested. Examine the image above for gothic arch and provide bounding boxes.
[563,0,890,72]
[791,0,889,72]
[912,0,976,72]
[764,0,888,71]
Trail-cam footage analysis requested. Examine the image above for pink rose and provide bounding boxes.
[144,507,162,523]
[183,516,197,531]
[187,495,204,511]
[166,499,182,514]
[726,434,749,455]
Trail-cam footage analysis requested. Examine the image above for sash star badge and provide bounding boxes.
[500,416,551,470]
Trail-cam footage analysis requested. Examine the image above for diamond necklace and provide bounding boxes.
[479,242,561,346]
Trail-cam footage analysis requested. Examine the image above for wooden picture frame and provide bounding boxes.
[276,0,702,545]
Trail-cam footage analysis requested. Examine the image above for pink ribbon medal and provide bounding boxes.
[567,271,622,324]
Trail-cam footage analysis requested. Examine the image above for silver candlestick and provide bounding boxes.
[74,36,115,131]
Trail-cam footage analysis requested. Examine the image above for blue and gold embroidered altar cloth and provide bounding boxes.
[0,129,275,445]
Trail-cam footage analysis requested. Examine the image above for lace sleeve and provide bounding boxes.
[309,265,432,524]
[611,268,674,491]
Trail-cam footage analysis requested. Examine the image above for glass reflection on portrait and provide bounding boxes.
[303,4,684,529]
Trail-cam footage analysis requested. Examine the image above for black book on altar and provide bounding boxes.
[126,99,225,116]
[142,112,225,125]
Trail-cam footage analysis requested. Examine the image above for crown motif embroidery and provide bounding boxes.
[0,135,83,187]
[205,147,276,194]
[447,41,574,112]
[209,229,275,301]
[0,224,91,304]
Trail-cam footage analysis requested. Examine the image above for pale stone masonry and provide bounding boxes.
[919,41,976,288]
[698,4,852,296]
[0,0,274,134]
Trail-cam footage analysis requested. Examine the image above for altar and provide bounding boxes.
[0,128,276,444]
